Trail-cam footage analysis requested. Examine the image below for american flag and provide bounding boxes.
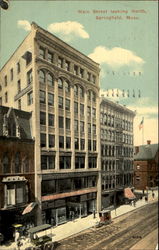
[139,117,144,130]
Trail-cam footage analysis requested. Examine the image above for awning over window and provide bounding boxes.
[124,188,136,200]
[22,202,37,215]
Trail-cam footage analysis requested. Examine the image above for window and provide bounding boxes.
[65,80,70,93]
[26,51,32,65]
[88,140,91,150]
[75,138,79,150]
[87,72,91,81]
[18,99,21,110]
[58,57,63,68]
[47,73,54,87]
[59,116,64,128]
[80,104,84,115]
[74,65,78,75]
[65,99,70,111]
[0,97,2,105]
[58,96,63,109]
[87,106,91,117]
[41,155,55,170]
[88,123,91,133]
[3,153,10,173]
[92,92,96,102]
[5,92,8,103]
[40,90,46,104]
[92,108,96,118]
[92,75,96,84]
[48,51,53,63]
[17,80,21,93]
[10,68,13,81]
[58,78,63,89]
[59,136,64,148]
[15,152,21,173]
[48,93,54,106]
[88,157,97,168]
[49,134,55,148]
[66,137,71,149]
[4,75,7,86]
[75,156,85,169]
[79,86,84,98]
[65,60,70,71]
[40,133,46,147]
[27,69,32,85]
[39,70,45,84]
[93,124,96,134]
[74,120,78,131]
[88,91,91,101]
[74,102,78,113]
[60,156,71,169]
[17,62,20,74]
[28,91,33,105]
[48,114,54,126]
[80,121,84,132]
[80,139,85,150]
[74,85,78,96]
[39,47,45,59]
[40,112,46,125]
[80,68,84,78]
[93,140,96,151]
[66,118,70,130]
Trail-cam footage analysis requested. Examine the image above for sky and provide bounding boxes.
[0,1,158,146]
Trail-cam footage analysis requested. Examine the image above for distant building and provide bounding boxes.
[134,140,159,190]
[100,98,135,208]
[0,106,35,241]
[0,22,101,225]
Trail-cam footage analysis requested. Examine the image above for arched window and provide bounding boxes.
[74,85,78,96]
[39,70,45,83]
[64,80,70,93]
[92,91,96,102]
[58,78,63,89]
[15,152,21,173]
[79,86,84,98]
[47,73,54,87]
[3,153,10,173]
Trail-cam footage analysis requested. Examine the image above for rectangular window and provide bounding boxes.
[88,123,91,133]
[80,104,84,115]
[60,156,71,169]
[4,75,7,86]
[74,102,78,113]
[28,91,33,105]
[88,157,97,168]
[48,51,53,63]
[40,90,46,104]
[93,140,96,151]
[66,118,70,130]
[74,120,78,131]
[80,139,85,150]
[59,116,64,128]
[17,62,20,74]
[0,97,2,105]
[58,57,63,68]
[74,65,78,75]
[87,72,91,81]
[80,121,84,132]
[58,96,63,109]
[75,156,85,169]
[87,106,91,117]
[27,69,32,85]
[48,114,54,126]
[65,99,70,111]
[93,124,96,134]
[39,47,45,59]
[10,68,13,81]
[79,68,84,78]
[40,112,46,125]
[26,51,32,65]
[88,140,92,151]
[41,155,55,170]
[40,133,46,147]
[92,75,96,84]
[59,136,64,148]
[18,99,21,110]
[65,60,70,71]
[17,80,21,93]
[66,137,71,149]
[48,93,54,106]
[92,108,96,118]
[75,138,79,150]
[49,134,55,148]
[5,92,8,103]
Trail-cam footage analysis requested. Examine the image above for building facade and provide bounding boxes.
[0,106,35,240]
[0,22,101,225]
[100,98,135,208]
[134,141,159,190]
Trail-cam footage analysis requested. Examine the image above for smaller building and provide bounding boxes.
[134,140,159,190]
[0,106,35,241]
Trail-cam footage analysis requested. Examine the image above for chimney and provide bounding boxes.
[147,140,151,145]
[135,146,139,154]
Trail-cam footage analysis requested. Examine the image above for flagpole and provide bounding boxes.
[142,117,144,145]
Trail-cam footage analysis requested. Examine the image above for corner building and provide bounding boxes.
[0,22,101,225]
[100,98,135,208]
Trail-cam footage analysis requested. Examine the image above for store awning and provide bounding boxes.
[22,202,37,215]
[124,188,136,200]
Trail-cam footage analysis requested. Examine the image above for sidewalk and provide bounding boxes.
[0,189,158,249]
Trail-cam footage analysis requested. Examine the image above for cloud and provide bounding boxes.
[47,21,89,41]
[88,46,144,69]
[17,20,31,31]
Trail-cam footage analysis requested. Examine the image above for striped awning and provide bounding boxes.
[22,202,37,215]
[124,188,136,200]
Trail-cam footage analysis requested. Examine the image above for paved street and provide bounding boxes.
[55,201,158,250]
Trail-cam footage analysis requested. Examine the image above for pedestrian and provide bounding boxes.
[152,192,155,200]
[93,209,96,219]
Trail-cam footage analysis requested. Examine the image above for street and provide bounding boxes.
[55,201,158,250]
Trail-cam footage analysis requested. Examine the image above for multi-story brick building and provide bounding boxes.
[0,22,101,225]
[134,140,159,190]
[0,106,35,240]
[100,98,135,208]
